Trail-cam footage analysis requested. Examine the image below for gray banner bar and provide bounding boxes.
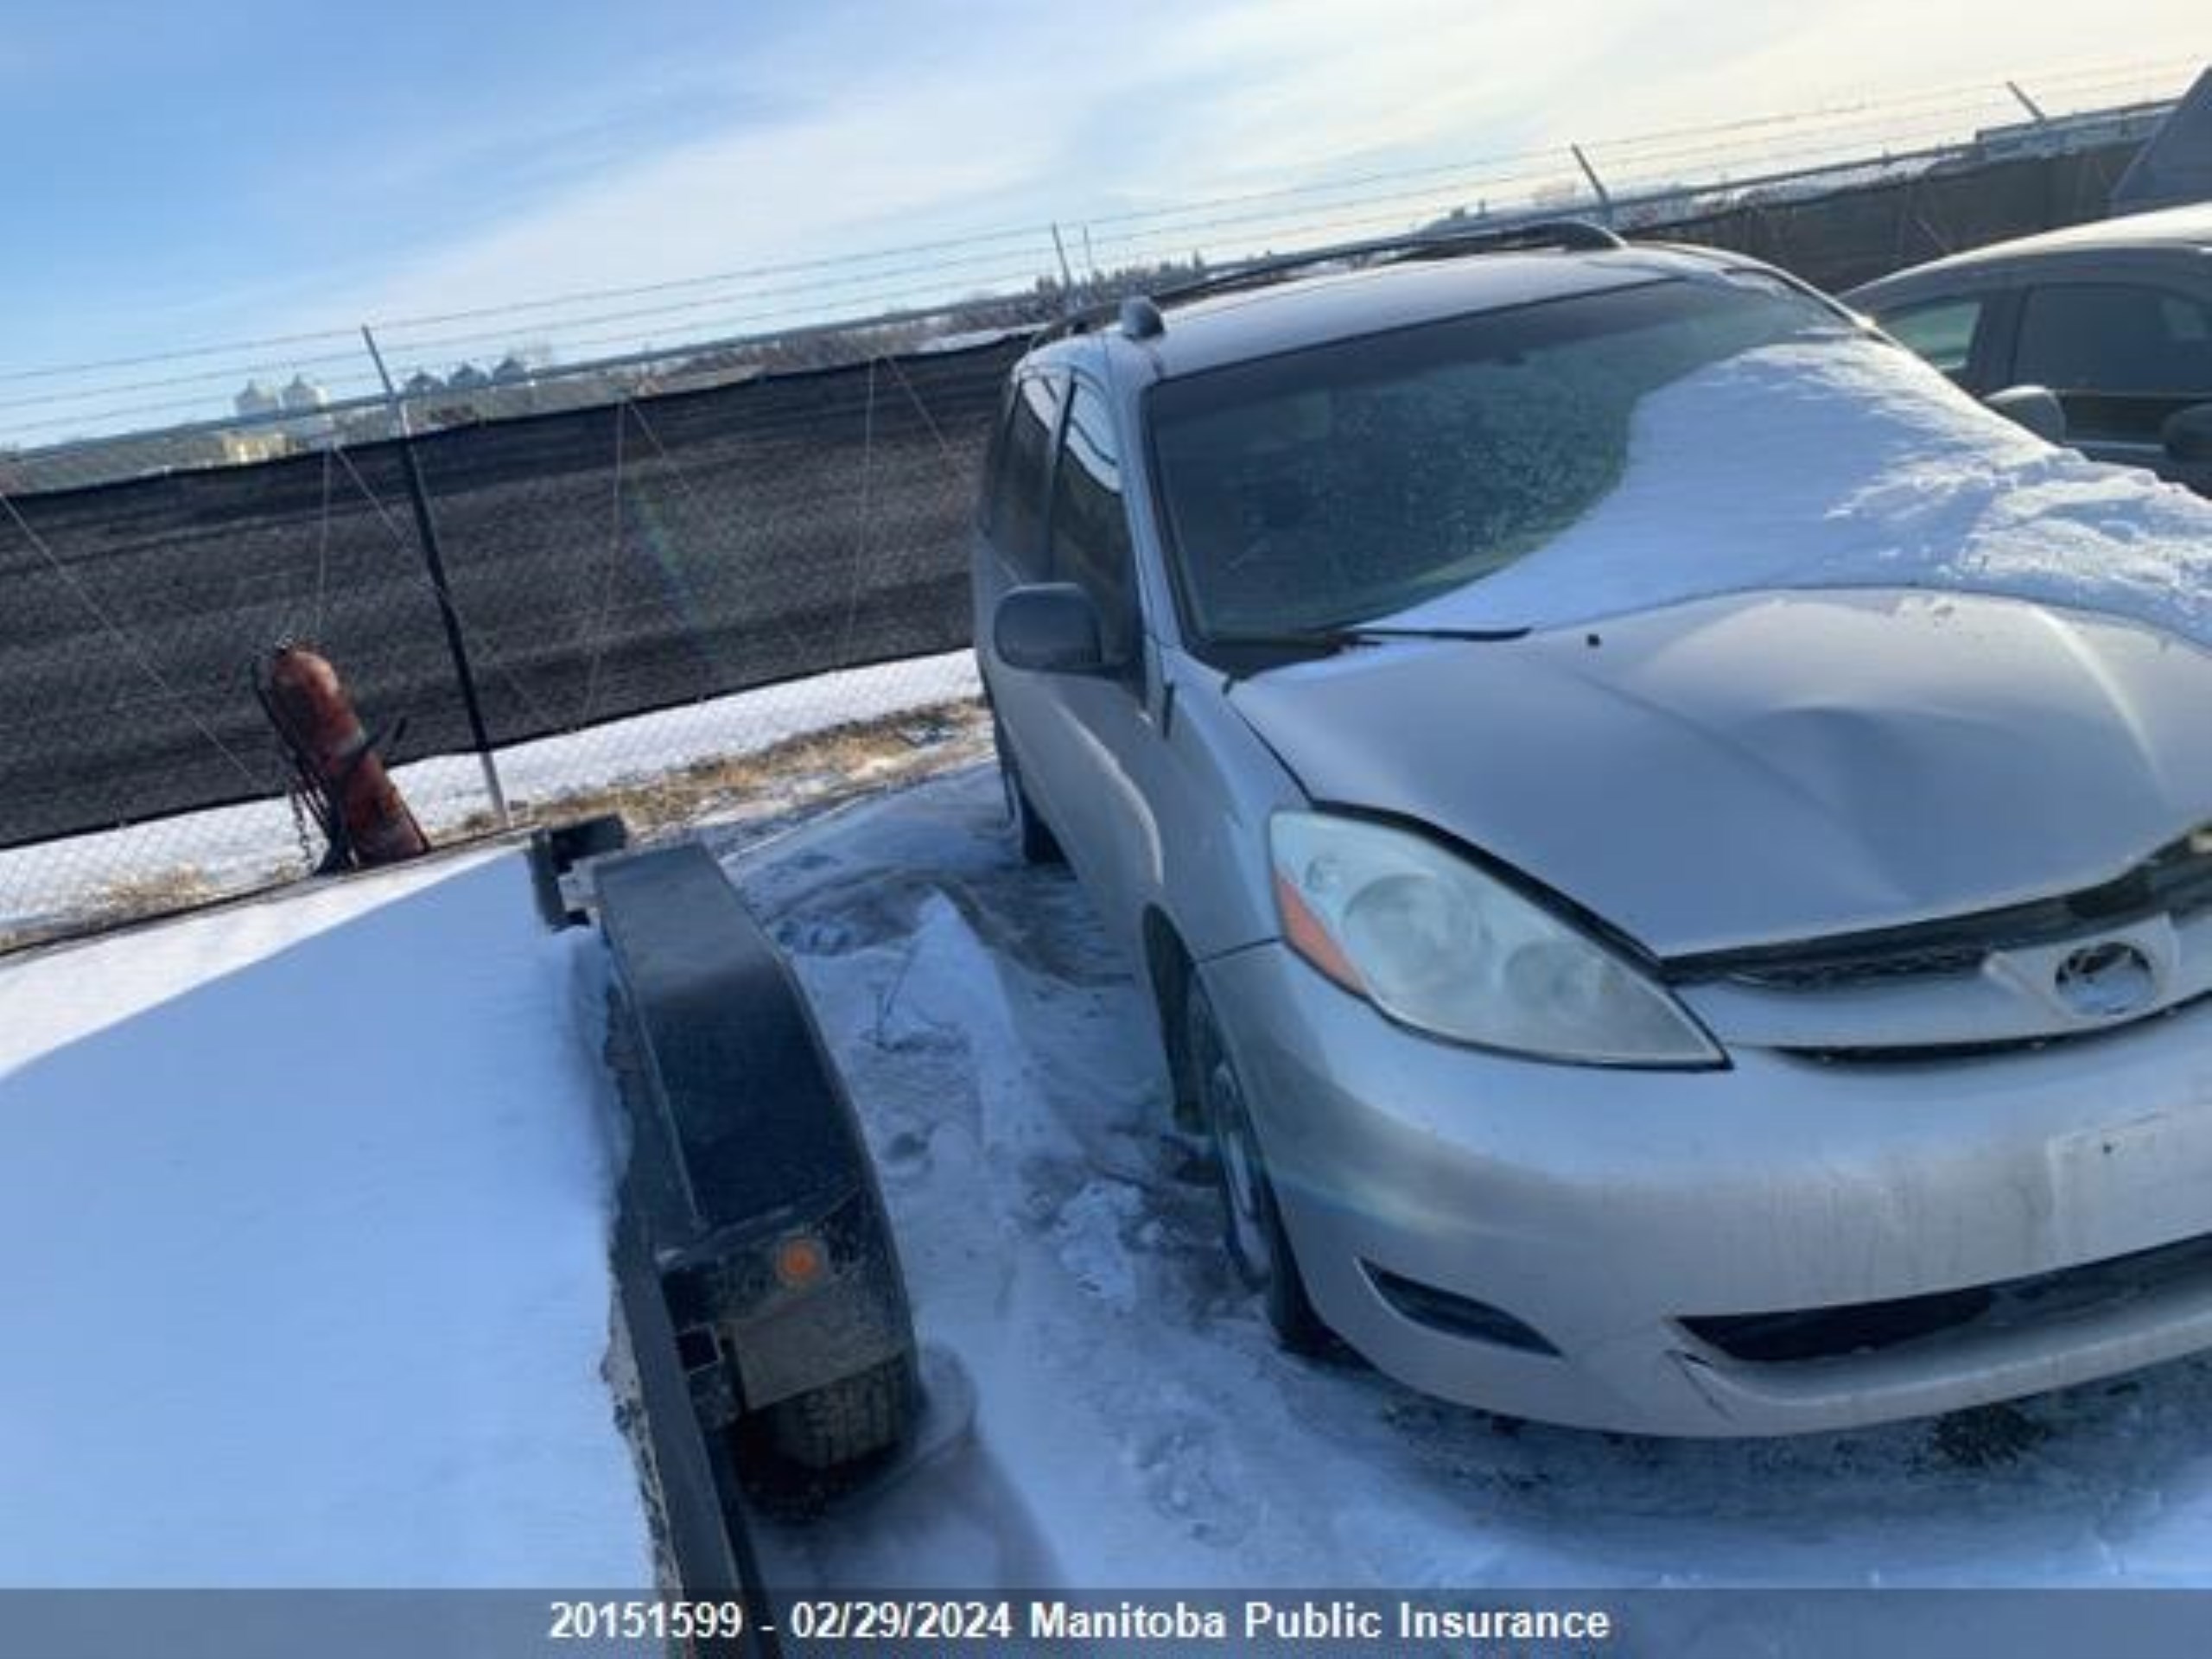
[3,1590,2209,1659]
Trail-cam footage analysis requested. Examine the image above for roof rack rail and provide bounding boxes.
[1154,217,1625,307]
[1029,217,1627,347]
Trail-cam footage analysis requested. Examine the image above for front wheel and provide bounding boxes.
[992,715,1062,865]
[1186,977,1328,1354]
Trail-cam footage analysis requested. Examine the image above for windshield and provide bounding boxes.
[1147,275,1853,639]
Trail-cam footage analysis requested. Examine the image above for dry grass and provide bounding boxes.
[2,698,995,961]
[456,697,993,840]
[95,866,223,918]
[0,865,231,957]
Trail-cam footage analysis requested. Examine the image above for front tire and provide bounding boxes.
[1186,977,1328,1354]
[992,715,1062,865]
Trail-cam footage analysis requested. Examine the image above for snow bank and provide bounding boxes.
[1391,338,2212,642]
[0,854,653,1587]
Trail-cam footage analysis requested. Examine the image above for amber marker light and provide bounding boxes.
[772,1233,829,1289]
[1274,869,1365,993]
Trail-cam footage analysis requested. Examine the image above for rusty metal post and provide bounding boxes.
[263,645,429,868]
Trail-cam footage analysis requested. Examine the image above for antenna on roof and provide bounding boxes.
[1118,296,1166,340]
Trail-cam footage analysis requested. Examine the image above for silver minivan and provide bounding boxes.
[974,226,2212,1435]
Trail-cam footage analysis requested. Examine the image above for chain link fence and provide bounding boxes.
[0,338,1020,951]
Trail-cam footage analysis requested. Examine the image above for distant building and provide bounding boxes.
[5,425,289,491]
[219,429,290,464]
[261,374,334,445]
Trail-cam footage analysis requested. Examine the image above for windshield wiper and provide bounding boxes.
[1210,623,1529,650]
[1203,622,1530,683]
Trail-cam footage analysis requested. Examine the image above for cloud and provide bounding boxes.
[300,24,1122,342]
[245,1,2212,359]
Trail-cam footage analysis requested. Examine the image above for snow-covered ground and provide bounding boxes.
[0,852,653,1590]
[10,753,2212,1601]
[730,767,2212,1590]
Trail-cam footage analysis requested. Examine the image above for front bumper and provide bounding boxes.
[1202,941,2212,1435]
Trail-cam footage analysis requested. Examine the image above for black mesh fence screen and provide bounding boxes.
[1644,141,2142,293]
[423,341,1014,755]
[1,338,1020,855]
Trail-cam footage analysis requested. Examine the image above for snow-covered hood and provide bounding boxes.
[1229,588,2212,957]
[1378,336,2212,645]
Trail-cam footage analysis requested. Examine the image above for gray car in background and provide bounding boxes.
[973,225,2212,1435]
[1847,203,2212,493]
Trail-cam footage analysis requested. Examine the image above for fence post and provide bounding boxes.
[1049,223,1079,315]
[1570,143,1616,226]
[2005,79,2050,124]
[359,326,511,830]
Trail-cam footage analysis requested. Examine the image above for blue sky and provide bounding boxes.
[3,1,2205,389]
[3,1,813,358]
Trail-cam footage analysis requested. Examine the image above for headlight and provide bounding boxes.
[1269,812,1722,1067]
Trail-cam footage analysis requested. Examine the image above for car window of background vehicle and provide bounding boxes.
[2012,282,2212,440]
[1880,296,1986,381]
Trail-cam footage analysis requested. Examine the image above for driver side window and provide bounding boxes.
[1047,379,1141,666]
[988,372,1064,582]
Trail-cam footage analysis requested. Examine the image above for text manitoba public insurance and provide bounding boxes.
[1029,1599,1615,1643]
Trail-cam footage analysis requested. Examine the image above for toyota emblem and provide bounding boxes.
[2052,940,2158,1020]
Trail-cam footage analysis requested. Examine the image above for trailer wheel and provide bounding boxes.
[765,1354,918,1471]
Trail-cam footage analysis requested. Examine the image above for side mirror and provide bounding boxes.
[2164,402,2212,464]
[993,583,1107,676]
[1984,385,2068,444]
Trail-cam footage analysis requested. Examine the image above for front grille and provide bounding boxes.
[1782,990,2210,1066]
[1667,827,2212,991]
[1681,1228,2212,1365]
[1716,944,1987,992]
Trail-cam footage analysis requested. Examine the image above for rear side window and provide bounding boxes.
[1878,297,1984,381]
[2012,283,2212,439]
[1048,380,1139,664]
[987,372,1062,580]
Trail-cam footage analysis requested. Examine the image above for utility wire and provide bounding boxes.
[1,54,2194,443]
